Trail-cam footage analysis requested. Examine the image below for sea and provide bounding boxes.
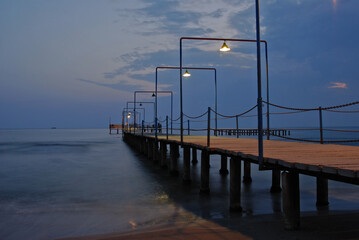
[0,129,358,240]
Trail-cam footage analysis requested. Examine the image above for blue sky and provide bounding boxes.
[0,0,358,129]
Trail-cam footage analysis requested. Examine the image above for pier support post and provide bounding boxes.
[139,138,144,154]
[270,169,282,193]
[143,139,147,156]
[316,176,329,206]
[183,146,191,184]
[160,141,167,169]
[219,155,229,175]
[282,171,300,230]
[192,148,198,164]
[169,143,179,176]
[152,141,159,163]
[147,139,153,160]
[230,156,242,212]
[200,150,210,194]
[243,161,252,183]
[174,144,180,158]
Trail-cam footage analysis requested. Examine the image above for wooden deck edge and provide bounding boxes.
[338,169,357,178]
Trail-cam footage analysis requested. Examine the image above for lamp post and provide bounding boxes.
[155,66,218,136]
[122,108,141,132]
[180,35,267,166]
[134,90,173,136]
[126,101,155,123]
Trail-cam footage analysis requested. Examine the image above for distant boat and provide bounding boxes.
[51,127,57,129]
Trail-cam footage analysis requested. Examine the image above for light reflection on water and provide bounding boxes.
[0,129,358,240]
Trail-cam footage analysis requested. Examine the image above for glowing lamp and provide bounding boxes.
[220,41,230,52]
[183,70,191,77]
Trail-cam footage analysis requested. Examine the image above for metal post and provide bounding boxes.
[180,39,184,143]
[142,120,144,136]
[171,93,173,135]
[187,120,190,135]
[121,111,124,134]
[155,69,158,141]
[134,93,136,130]
[166,115,169,140]
[255,0,264,167]
[236,115,239,138]
[207,107,211,147]
[265,42,270,140]
[319,106,323,144]
[214,69,218,136]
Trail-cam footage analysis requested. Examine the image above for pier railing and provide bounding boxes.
[123,100,359,146]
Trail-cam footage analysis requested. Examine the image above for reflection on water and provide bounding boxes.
[0,129,358,240]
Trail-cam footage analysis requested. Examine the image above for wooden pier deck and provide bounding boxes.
[123,132,359,230]
[156,135,359,183]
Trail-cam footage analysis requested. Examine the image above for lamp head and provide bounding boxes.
[139,103,142,106]
[220,41,230,52]
[152,93,156,97]
[183,69,191,77]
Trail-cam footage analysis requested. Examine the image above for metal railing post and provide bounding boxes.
[188,120,190,135]
[319,106,323,144]
[207,107,211,147]
[166,116,169,140]
[142,120,144,136]
[236,115,239,138]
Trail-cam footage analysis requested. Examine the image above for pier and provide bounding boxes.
[123,125,359,230]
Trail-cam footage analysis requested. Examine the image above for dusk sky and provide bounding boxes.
[1,0,358,129]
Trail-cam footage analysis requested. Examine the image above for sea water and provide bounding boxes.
[0,129,358,240]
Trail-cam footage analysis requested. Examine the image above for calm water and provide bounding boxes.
[0,129,358,240]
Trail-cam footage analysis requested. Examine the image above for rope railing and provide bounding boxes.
[324,109,359,113]
[183,110,208,119]
[170,116,181,122]
[322,101,359,110]
[210,105,258,118]
[263,100,359,111]
[126,100,358,146]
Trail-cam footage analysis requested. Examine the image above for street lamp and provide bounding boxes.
[155,66,218,137]
[122,108,141,133]
[219,41,231,52]
[180,36,266,166]
[127,101,155,123]
[134,90,173,135]
[183,70,191,77]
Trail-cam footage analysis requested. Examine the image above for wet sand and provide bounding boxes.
[58,210,359,240]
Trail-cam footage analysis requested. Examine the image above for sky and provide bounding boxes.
[0,0,358,129]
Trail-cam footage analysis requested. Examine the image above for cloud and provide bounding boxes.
[328,82,347,89]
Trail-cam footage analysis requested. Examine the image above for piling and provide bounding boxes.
[169,143,179,176]
[200,150,210,194]
[174,144,180,158]
[152,140,159,163]
[270,169,282,193]
[316,176,329,206]
[243,161,252,183]
[182,145,191,184]
[282,171,300,230]
[147,139,153,160]
[192,148,198,164]
[219,155,229,175]
[160,141,167,169]
[230,156,242,212]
